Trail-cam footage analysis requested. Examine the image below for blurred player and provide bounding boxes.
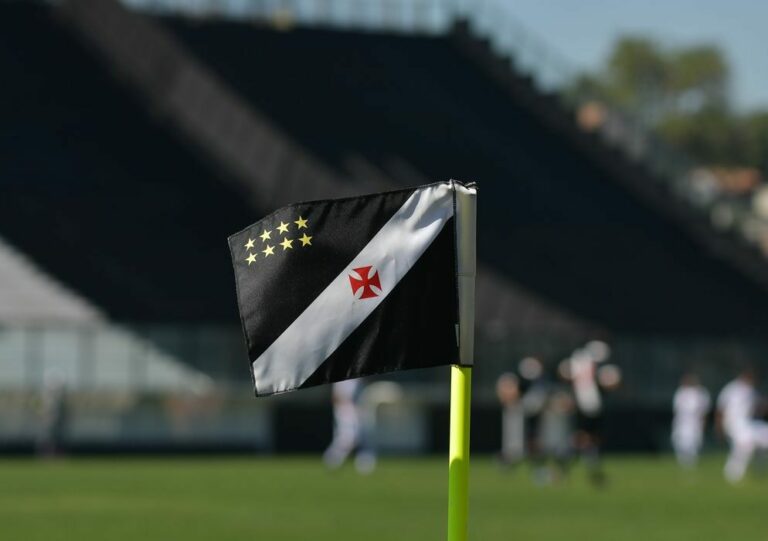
[496,373,525,466]
[37,368,67,457]
[564,340,619,486]
[323,378,375,473]
[358,381,405,474]
[671,373,710,468]
[716,368,768,482]
[518,356,549,468]
[535,387,576,484]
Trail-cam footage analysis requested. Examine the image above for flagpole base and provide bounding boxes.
[447,364,472,541]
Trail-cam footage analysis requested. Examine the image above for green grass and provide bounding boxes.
[0,456,765,540]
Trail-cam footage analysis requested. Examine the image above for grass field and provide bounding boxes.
[0,456,766,540]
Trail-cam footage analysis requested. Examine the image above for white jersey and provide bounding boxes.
[332,379,361,403]
[672,386,710,430]
[717,379,757,436]
[571,355,601,415]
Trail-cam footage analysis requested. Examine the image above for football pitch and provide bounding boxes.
[0,456,765,540]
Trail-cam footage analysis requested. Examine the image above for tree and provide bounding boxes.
[605,37,669,121]
[573,37,728,122]
[667,46,728,112]
[571,36,767,174]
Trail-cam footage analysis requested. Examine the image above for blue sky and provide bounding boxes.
[509,0,768,112]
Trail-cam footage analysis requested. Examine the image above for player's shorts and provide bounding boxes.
[576,411,602,436]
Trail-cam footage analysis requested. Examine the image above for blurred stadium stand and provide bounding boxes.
[0,236,103,323]
[1,0,768,453]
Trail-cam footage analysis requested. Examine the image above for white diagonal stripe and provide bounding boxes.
[252,182,454,395]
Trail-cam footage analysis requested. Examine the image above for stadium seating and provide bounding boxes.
[0,5,256,322]
[165,17,768,333]
[4,4,768,334]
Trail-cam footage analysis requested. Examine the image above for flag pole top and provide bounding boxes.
[452,179,476,366]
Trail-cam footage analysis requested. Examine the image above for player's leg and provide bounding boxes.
[724,430,755,483]
[324,403,359,468]
[690,426,704,466]
[579,415,605,486]
[671,428,688,467]
[752,421,768,449]
[499,406,525,466]
[675,425,701,468]
[354,405,376,474]
[583,435,604,485]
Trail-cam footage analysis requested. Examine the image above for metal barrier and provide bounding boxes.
[2,323,766,401]
[1,322,766,452]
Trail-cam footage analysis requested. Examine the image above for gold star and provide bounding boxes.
[262,245,275,257]
[294,216,308,229]
[259,229,272,242]
[244,238,255,250]
[299,233,312,247]
[245,253,257,265]
[277,221,290,234]
[280,237,293,250]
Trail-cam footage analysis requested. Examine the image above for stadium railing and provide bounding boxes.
[2,322,766,452]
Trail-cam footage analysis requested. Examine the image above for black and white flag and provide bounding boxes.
[229,180,476,396]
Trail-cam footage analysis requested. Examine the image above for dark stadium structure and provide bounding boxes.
[167,19,768,335]
[0,6,256,323]
[2,1,768,452]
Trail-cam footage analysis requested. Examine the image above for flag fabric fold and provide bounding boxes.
[229,180,475,396]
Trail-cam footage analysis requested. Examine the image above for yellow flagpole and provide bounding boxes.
[449,180,476,541]
[447,364,472,541]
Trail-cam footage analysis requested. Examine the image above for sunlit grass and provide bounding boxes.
[0,455,765,540]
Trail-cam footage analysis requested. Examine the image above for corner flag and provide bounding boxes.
[228,180,476,396]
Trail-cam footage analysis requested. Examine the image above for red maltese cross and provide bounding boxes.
[349,265,382,299]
